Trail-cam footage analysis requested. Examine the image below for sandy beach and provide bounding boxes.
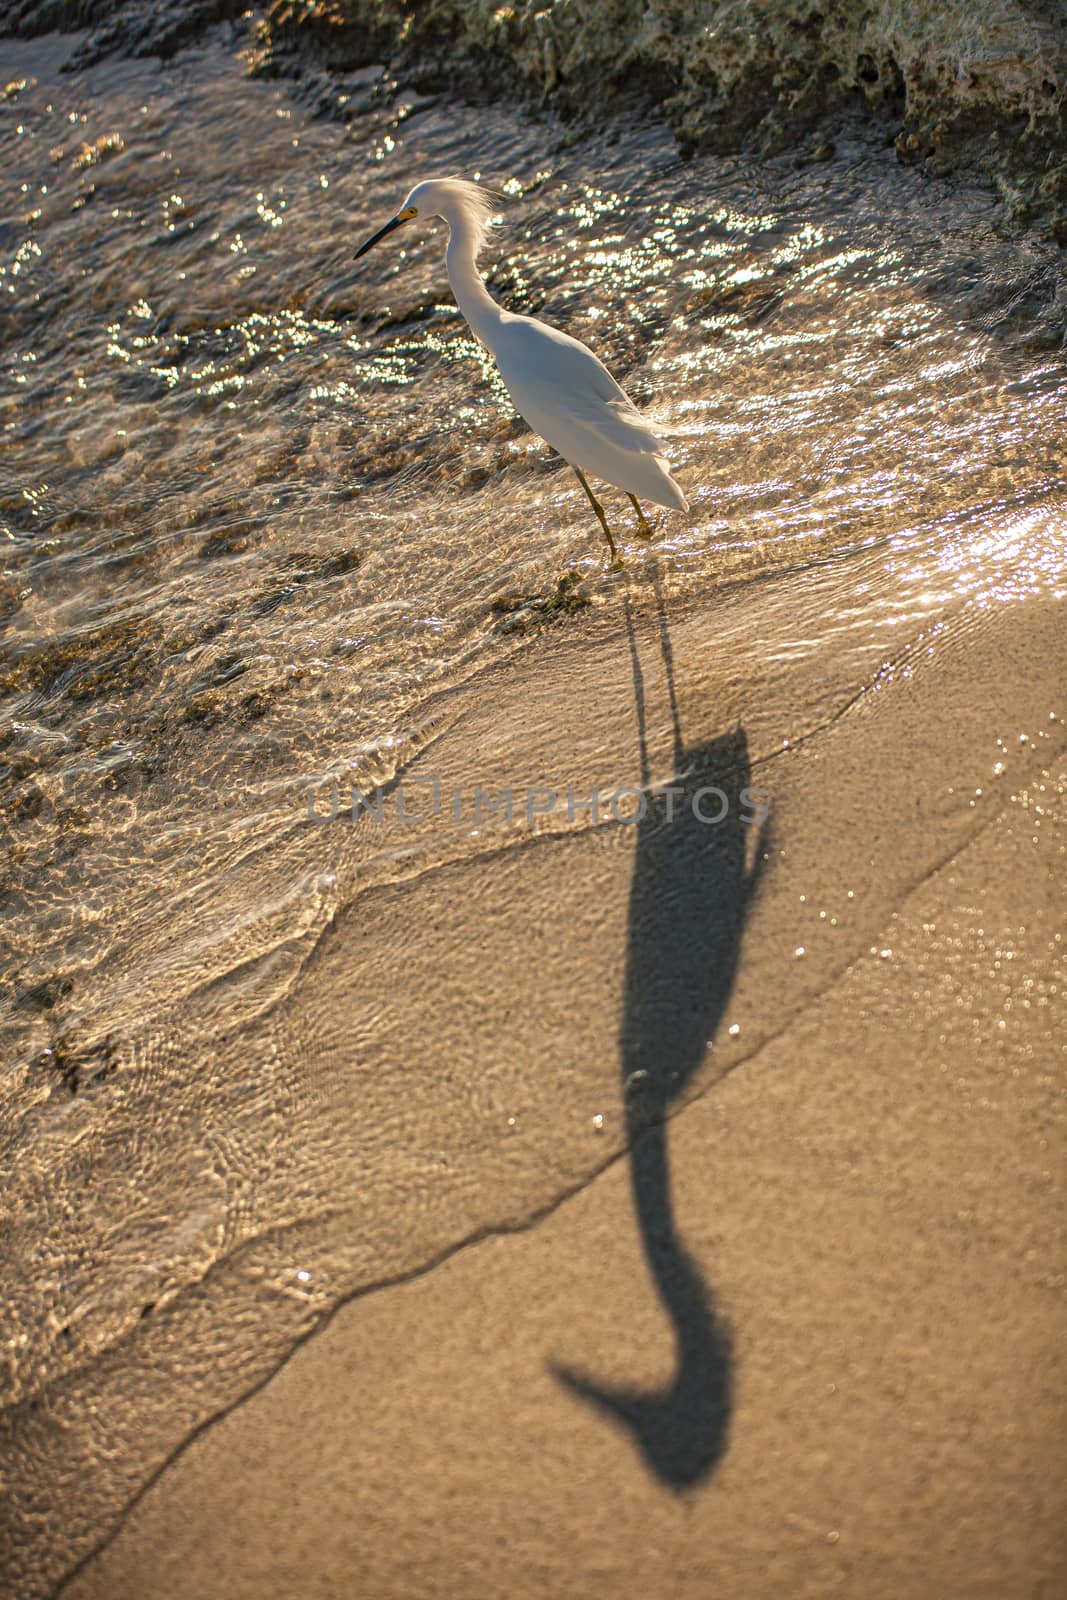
[50,586,1067,1600]
[1,13,1065,1598]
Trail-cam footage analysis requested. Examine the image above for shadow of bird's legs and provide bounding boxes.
[627,493,654,540]
[574,466,623,570]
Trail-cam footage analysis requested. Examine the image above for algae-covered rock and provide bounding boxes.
[252,0,1066,235]
[2,0,1064,236]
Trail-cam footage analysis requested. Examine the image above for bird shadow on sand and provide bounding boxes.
[552,572,771,1489]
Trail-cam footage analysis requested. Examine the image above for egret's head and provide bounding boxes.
[354,177,498,261]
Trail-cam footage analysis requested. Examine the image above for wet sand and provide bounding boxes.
[2,28,1065,1599]
[59,588,1067,1600]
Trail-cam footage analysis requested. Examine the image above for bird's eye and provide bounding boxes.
[399,206,418,220]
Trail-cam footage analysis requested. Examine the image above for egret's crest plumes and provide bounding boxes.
[403,177,499,259]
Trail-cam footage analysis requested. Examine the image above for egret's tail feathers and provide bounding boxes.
[659,464,689,514]
[643,413,688,439]
[648,456,689,514]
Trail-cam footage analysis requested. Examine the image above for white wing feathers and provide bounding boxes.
[491,314,688,511]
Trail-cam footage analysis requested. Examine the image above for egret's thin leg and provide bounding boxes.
[627,493,654,540]
[574,467,622,568]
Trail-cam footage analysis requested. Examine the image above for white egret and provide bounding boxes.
[354,177,688,567]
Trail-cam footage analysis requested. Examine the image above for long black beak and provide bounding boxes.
[354,213,406,260]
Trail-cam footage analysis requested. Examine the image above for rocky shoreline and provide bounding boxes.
[4,0,1066,241]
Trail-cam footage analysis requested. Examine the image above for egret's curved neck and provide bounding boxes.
[445,222,502,346]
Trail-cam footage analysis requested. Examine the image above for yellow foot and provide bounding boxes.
[607,555,625,573]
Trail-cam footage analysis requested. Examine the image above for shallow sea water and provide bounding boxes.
[1,25,1065,1594]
